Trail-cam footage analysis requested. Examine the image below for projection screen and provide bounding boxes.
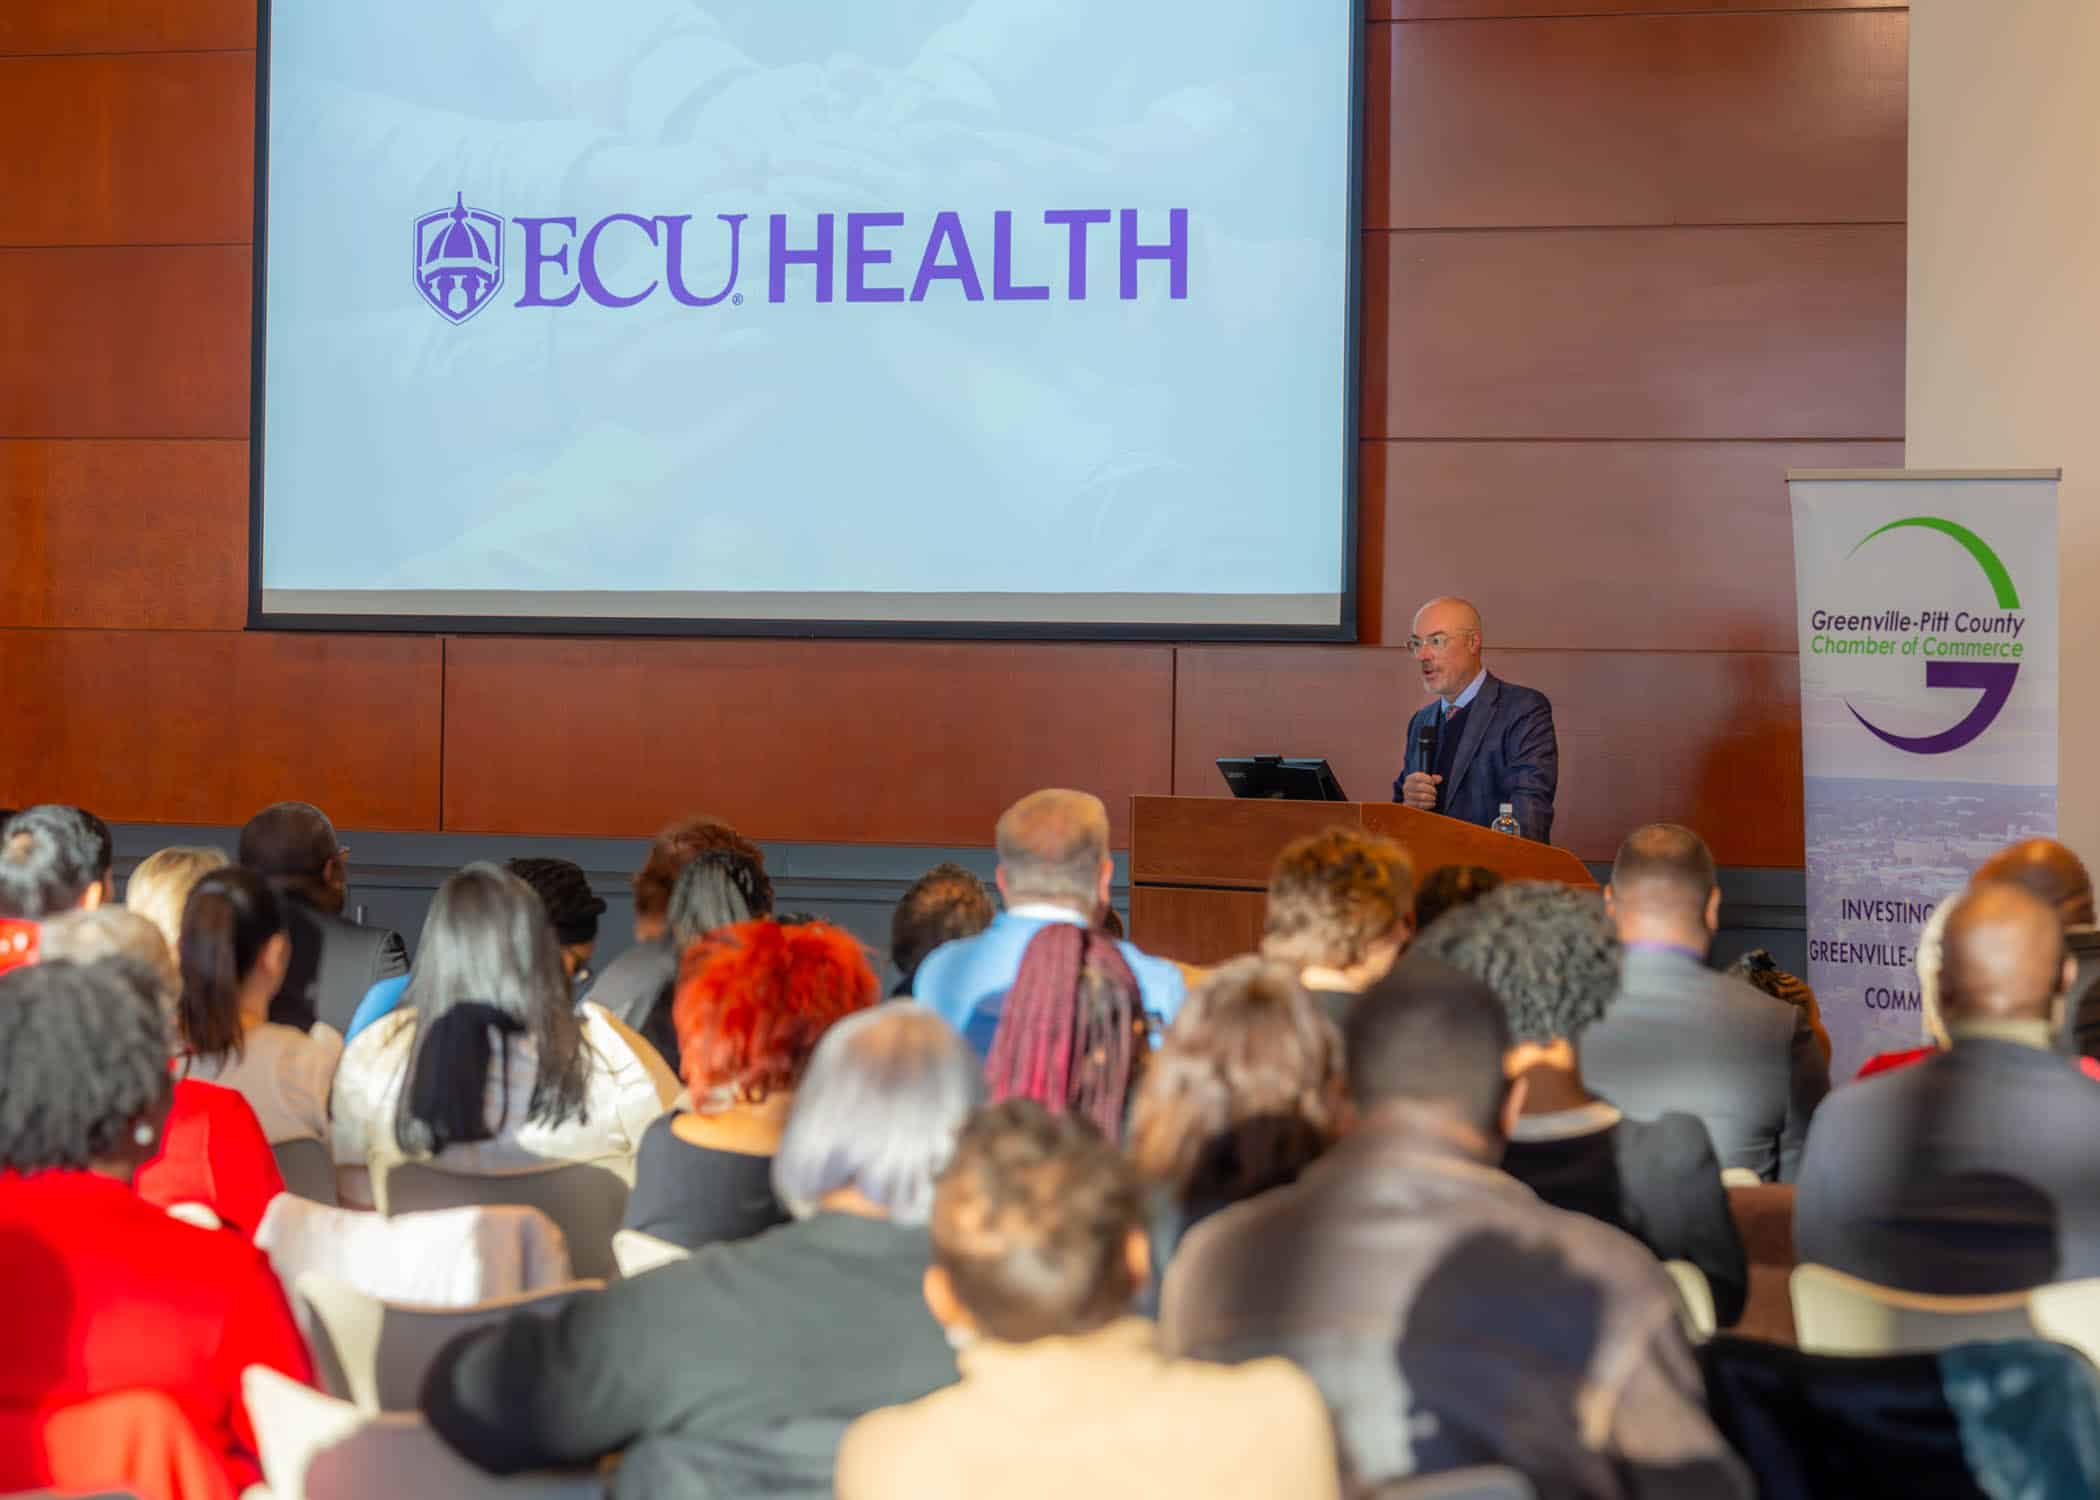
[251,1,1362,638]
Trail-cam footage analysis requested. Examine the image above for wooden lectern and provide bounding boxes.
[1128,795,1597,968]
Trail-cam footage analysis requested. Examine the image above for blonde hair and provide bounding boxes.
[126,846,230,958]
[994,790,1109,909]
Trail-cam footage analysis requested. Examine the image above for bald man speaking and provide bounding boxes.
[1393,597,1560,843]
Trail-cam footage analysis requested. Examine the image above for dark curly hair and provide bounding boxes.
[890,862,993,992]
[505,857,608,947]
[0,958,171,1172]
[1412,880,1621,1045]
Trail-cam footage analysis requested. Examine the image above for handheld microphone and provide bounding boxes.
[1413,723,1439,809]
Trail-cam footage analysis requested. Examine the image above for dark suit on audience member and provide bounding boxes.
[1393,674,1559,844]
[268,896,409,1035]
[2057,926,2100,1058]
[1581,946,1827,1183]
[1794,1033,2100,1294]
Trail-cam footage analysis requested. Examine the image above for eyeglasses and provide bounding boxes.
[1406,631,1475,652]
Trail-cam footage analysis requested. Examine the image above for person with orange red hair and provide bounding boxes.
[622,917,880,1250]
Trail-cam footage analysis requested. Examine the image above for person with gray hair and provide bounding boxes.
[423,1001,980,1500]
[39,906,182,1022]
[1415,881,1747,1327]
[911,788,1186,1052]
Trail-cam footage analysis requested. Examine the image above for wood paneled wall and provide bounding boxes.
[0,0,1906,862]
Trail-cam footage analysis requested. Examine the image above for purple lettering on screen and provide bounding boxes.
[1120,209,1188,300]
[578,213,662,308]
[769,213,836,303]
[661,213,747,307]
[1042,210,1111,301]
[846,212,905,304]
[514,217,582,307]
[910,212,985,302]
[992,211,1049,302]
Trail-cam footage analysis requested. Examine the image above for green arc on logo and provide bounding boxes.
[1848,516,2021,609]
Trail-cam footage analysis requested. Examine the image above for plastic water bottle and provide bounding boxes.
[1491,803,1521,837]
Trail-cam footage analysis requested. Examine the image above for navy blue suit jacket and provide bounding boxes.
[1392,672,1559,843]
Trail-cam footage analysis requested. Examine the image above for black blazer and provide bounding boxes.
[268,897,409,1035]
[1393,672,1559,843]
[1795,1037,2100,1294]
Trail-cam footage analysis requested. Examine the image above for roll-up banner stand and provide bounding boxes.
[1788,469,2061,1080]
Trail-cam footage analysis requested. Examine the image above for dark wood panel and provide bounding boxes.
[0,631,442,830]
[1131,796,1364,887]
[1368,225,1905,440]
[0,1,254,54]
[1173,645,1803,866]
[1368,10,1905,229]
[442,639,1176,847]
[0,246,249,437]
[1374,1,1902,17]
[1373,440,1903,652]
[0,53,253,246]
[1131,886,1268,969]
[0,440,247,628]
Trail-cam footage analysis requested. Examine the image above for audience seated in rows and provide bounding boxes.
[1159,954,1751,1498]
[835,1100,1342,1500]
[1582,823,1828,1182]
[421,1001,981,1500]
[622,916,878,1250]
[1126,955,1345,1264]
[1415,882,1748,1327]
[913,789,1184,1052]
[345,853,613,1044]
[1413,861,1503,931]
[0,960,313,1494]
[584,815,772,1043]
[329,862,679,1209]
[1796,879,2100,1295]
[1259,826,1414,1026]
[174,868,342,1145]
[983,920,1148,1135]
[124,844,228,969]
[888,860,994,997]
[238,801,407,1036]
[36,908,287,1237]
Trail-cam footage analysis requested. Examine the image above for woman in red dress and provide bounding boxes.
[0,958,314,1495]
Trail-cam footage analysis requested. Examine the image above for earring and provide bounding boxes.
[133,1121,156,1148]
[944,1325,977,1351]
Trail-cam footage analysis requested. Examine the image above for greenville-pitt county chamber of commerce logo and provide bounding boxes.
[410,191,1192,324]
[1806,516,2026,756]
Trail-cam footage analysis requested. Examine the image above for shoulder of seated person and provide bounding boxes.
[1616,1111,1720,1168]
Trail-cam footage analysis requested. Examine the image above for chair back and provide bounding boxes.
[1791,1263,2034,1355]
[1663,1260,1717,1342]
[1727,1182,1798,1344]
[242,1365,602,1500]
[273,1138,338,1206]
[611,1228,690,1278]
[375,1160,629,1280]
[293,1272,601,1412]
[1365,1467,1536,1500]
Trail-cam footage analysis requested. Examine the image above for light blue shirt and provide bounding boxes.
[910,907,1187,1055]
[1443,667,1488,718]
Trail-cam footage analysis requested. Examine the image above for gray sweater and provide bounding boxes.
[423,1211,957,1500]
